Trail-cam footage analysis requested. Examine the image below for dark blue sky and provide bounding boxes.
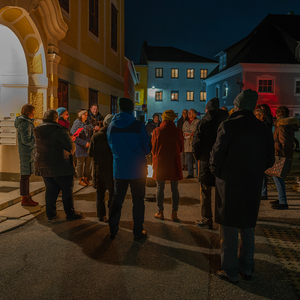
[124,0,300,63]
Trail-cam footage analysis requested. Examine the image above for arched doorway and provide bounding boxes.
[0,24,28,118]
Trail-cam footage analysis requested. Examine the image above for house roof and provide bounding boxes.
[140,43,218,64]
[206,14,300,79]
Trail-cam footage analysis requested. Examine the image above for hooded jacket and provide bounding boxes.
[34,122,75,177]
[14,115,35,175]
[107,112,151,179]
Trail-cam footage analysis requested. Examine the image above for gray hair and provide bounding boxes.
[43,109,58,122]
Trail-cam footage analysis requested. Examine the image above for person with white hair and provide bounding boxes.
[88,114,114,222]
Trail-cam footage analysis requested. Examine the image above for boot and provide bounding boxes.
[21,195,38,206]
[154,210,164,220]
[171,211,180,222]
[79,177,87,186]
[84,177,92,186]
[28,194,39,205]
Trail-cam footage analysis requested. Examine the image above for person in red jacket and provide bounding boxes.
[151,110,184,222]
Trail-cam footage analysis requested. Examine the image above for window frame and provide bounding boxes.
[57,79,69,110]
[89,88,98,108]
[187,68,195,79]
[215,85,220,98]
[155,68,163,78]
[200,69,208,79]
[222,82,228,98]
[111,95,118,115]
[155,91,163,101]
[200,91,206,101]
[257,76,275,94]
[111,4,118,52]
[135,91,140,103]
[171,68,179,79]
[295,78,300,95]
[89,0,99,37]
[186,91,194,101]
[171,91,179,101]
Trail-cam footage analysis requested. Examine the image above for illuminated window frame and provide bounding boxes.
[223,82,228,98]
[257,76,275,94]
[155,91,163,101]
[171,91,179,101]
[135,91,140,103]
[155,68,163,78]
[187,69,195,79]
[171,68,179,78]
[200,91,206,101]
[200,69,208,79]
[187,91,194,101]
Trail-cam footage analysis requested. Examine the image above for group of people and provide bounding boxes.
[14,89,298,283]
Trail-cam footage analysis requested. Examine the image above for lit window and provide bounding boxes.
[155,91,163,101]
[200,91,206,101]
[111,4,118,51]
[200,69,208,79]
[89,0,99,37]
[187,91,194,101]
[171,91,179,101]
[155,68,163,78]
[223,82,228,98]
[295,80,300,94]
[187,69,194,79]
[171,68,179,78]
[135,92,140,103]
[258,79,274,93]
[59,0,69,13]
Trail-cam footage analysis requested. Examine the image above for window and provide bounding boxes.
[89,88,98,107]
[200,69,208,79]
[89,0,99,37]
[219,54,226,69]
[200,91,206,101]
[295,79,300,94]
[111,4,118,51]
[187,69,194,79]
[111,95,118,114]
[155,91,163,101]
[215,85,220,98]
[59,0,69,13]
[258,79,274,93]
[223,82,228,98]
[155,68,163,78]
[187,91,194,101]
[58,80,68,109]
[171,68,179,78]
[136,72,140,82]
[171,91,179,101]
[135,91,140,103]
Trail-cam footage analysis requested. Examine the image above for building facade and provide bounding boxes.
[0,0,125,180]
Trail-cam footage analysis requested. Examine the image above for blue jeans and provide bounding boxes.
[220,225,255,281]
[156,180,179,212]
[261,174,268,197]
[273,176,287,204]
[186,152,198,177]
[43,176,75,218]
[109,178,146,237]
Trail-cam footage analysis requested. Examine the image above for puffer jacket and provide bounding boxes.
[14,115,35,175]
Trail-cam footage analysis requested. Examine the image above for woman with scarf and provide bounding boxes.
[70,109,93,186]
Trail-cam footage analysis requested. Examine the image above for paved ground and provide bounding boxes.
[0,157,300,299]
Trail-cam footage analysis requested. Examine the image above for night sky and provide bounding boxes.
[124,0,300,64]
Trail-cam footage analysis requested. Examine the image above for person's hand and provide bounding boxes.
[85,142,90,148]
[95,125,100,131]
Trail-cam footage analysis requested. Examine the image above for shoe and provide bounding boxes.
[21,195,38,206]
[84,177,92,186]
[217,270,238,284]
[154,210,164,220]
[261,195,268,200]
[195,220,213,229]
[79,178,87,186]
[110,227,119,239]
[171,211,180,222]
[134,230,147,241]
[186,175,194,179]
[269,200,279,205]
[66,212,84,221]
[47,214,60,223]
[28,195,39,205]
[99,216,108,222]
[240,272,252,281]
[271,203,289,210]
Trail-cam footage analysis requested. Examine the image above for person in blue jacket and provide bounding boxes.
[107,97,151,240]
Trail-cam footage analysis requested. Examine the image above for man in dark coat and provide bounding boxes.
[192,97,228,229]
[87,103,104,131]
[146,113,161,136]
[209,89,275,283]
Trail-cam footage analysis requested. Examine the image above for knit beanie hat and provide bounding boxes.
[233,89,258,111]
[78,110,87,118]
[103,114,113,126]
[57,107,67,116]
[118,97,134,112]
[205,97,219,110]
[162,110,177,121]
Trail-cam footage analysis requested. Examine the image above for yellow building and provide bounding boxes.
[134,65,148,122]
[0,0,125,180]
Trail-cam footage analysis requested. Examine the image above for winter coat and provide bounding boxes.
[87,110,104,128]
[192,109,228,186]
[34,122,75,177]
[70,119,93,158]
[209,110,275,229]
[182,118,200,152]
[177,116,188,130]
[14,115,35,175]
[146,120,161,136]
[274,117,299,160]
[107,112,151,180]
[151,121,184,181]
[88,126,113,190]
